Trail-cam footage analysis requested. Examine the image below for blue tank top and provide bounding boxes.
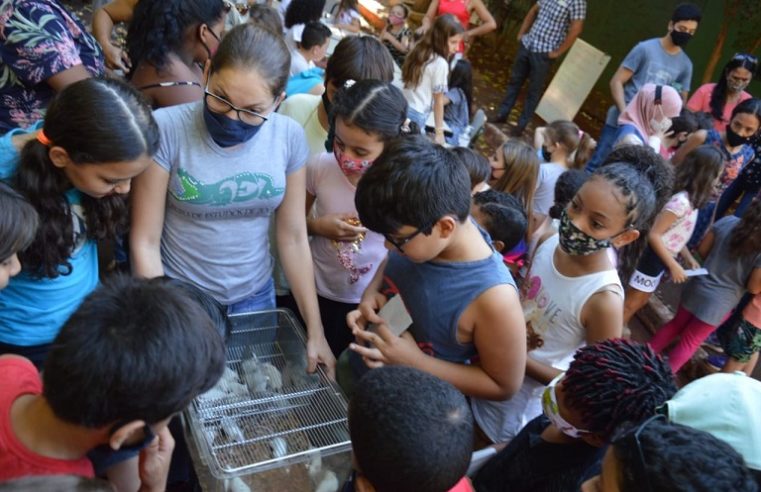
[384,227,517,363]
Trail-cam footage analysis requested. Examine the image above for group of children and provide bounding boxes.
[1,0,761,490]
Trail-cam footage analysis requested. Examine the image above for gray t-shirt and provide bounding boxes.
[683,217,761,325]
[532,163,566,216]
[605,38,692,126]
[153,102,310,304]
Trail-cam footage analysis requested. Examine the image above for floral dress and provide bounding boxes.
[0,0,104,132]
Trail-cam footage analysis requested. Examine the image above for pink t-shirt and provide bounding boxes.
[661,191,697,257]
[687,83,752,133]
[306,152,387,303]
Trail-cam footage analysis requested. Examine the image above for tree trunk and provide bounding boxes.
[702,0,741,84]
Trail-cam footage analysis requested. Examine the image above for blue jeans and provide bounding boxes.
[715,176,760,219]
[407,106,427,134]
[586,120,620,173]
[226,277,275,315]
[496,43,553,130]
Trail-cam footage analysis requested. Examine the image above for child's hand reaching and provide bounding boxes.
[350,323,423,369]
[311,213,368,241]
[347,289,389,332]
[137,426,174,492]
[669,262,688,284]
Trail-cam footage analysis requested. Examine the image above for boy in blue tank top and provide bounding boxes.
[346,135,527,402]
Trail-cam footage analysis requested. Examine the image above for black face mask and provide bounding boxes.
[726,126,752,147]
[87,425,156,475]
[670,30,692,47]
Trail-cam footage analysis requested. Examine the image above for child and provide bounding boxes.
[0,275,226,487]
[473,157,667,443]
[347,366,475,492]
[443,59,473,146]
[614,84,683,155]
[472,189,527,255]
[0,183,38,290]
[532,121,596,216]
[0,79,157,368]
[348,135,527,402]
[474,339,677,492]
[306,80,417,357]
[673,98,761,247]
[401,14,463,144]
[581,418,758,492]
[624,145,724,324]
[379,4,411,67]
[488,139,540,229]
[287,21,332,96]
[334,0,362,33]
[451,147,490,193]
[651,198,761,372]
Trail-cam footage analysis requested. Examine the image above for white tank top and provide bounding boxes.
[472,234,622,443]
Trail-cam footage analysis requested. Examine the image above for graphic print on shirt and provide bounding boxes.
[333,217,372,284]
[521,273,563,350]
[173,168,285,206]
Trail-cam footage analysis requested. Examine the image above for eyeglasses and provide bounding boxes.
[614,414,665,492]
[384,227,425,253]
[204,88,270,126]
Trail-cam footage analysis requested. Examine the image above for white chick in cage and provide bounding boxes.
[307,452,339,492]
[283,356,320,389]
[220,416,245,443]
[260,362,283,391]
[270,436,288,459]
[225,477,251,492]
[241,353,269,393]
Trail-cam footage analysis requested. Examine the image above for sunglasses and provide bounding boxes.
[732,53,759,67]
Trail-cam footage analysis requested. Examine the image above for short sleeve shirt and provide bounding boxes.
[402,55,448,114]
[705,129,755,198]
[687,83,752,132]
[278,93,328,157]
[0,356,94,480]
[661,191,698,257]
[620,38,692,103]
[153,102,309,304]
[0,0,104,132]
[521,0,587,53]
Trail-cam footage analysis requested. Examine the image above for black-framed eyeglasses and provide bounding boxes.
[204,88,270,126]
[384,227,425,253]
[614,414,664,492]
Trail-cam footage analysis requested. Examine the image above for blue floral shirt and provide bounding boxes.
[0,0,104,132]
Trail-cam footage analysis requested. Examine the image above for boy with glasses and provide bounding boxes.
[587,3,701,172]
[344,135,526,405]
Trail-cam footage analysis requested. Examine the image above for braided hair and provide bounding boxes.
[562,339,677,439]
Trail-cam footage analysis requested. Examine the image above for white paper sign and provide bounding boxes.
[535,39,611,123]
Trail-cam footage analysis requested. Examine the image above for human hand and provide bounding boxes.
[669,263,688,284]
[104,44,131,73]
[347,290,388,333]
[434,131,446,145]
[547,50,560,59]
[311,213,368,241]
[682,255,700,270]
[349,323,422,368]
[306,332,336,380]
[138,426,174,492]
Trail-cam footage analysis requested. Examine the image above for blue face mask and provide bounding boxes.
[203,102,263,147]
[87,424,156,475]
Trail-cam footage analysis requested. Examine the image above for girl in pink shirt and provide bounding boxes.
[305,80,418,356]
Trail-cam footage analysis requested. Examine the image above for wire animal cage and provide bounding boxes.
[184,310,352,491]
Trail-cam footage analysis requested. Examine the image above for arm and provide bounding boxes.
[696,229,715,260]
[533,126,547,150]
[145,84,204,109]
[45,64,92,92]
[548,19,583,59]
[647,210,686,282]
[609,67,634,114]
[679,246,700,269]
[338,17,361,33]
[93,0,137,71]
[464,0,497,40]
[517,3,540,40]
[672,130,708,165]
[129,163,169,278]
[381,29,410,53]
[433,92,446,145]
[418,0,441,34]
[747,268,761,295]
[276,167,336,376]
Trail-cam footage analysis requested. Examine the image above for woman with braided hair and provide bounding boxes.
[473,339,677,492]
[127,0,227,108]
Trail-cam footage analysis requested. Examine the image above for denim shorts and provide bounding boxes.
[226,277,276,315]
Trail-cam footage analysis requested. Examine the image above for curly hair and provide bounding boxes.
[127,0,226,72]
[600,145,674,284]
[613,418,757,492]
[563,339,677,439]
[15,79,159,278]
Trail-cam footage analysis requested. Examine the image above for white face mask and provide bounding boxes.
[541,373,592,438]
[649,104,672,135]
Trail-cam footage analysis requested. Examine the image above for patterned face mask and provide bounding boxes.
[541,373,591,439]
[333,141,374,176]
[557,208,615,256]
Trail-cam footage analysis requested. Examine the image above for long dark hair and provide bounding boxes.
[402,14,463,89]
[730,198,761,257]
[0,182,38,262]
[329,80,418,149]
[15,79,159,278]
[673,145,723,209]
[127,0,226,72]
[284,0,326,28]
[449,59,473,118]
[709,54,758,123]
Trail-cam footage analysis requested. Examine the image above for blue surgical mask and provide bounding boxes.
[203,102,263,147]
[88,424,156,475]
